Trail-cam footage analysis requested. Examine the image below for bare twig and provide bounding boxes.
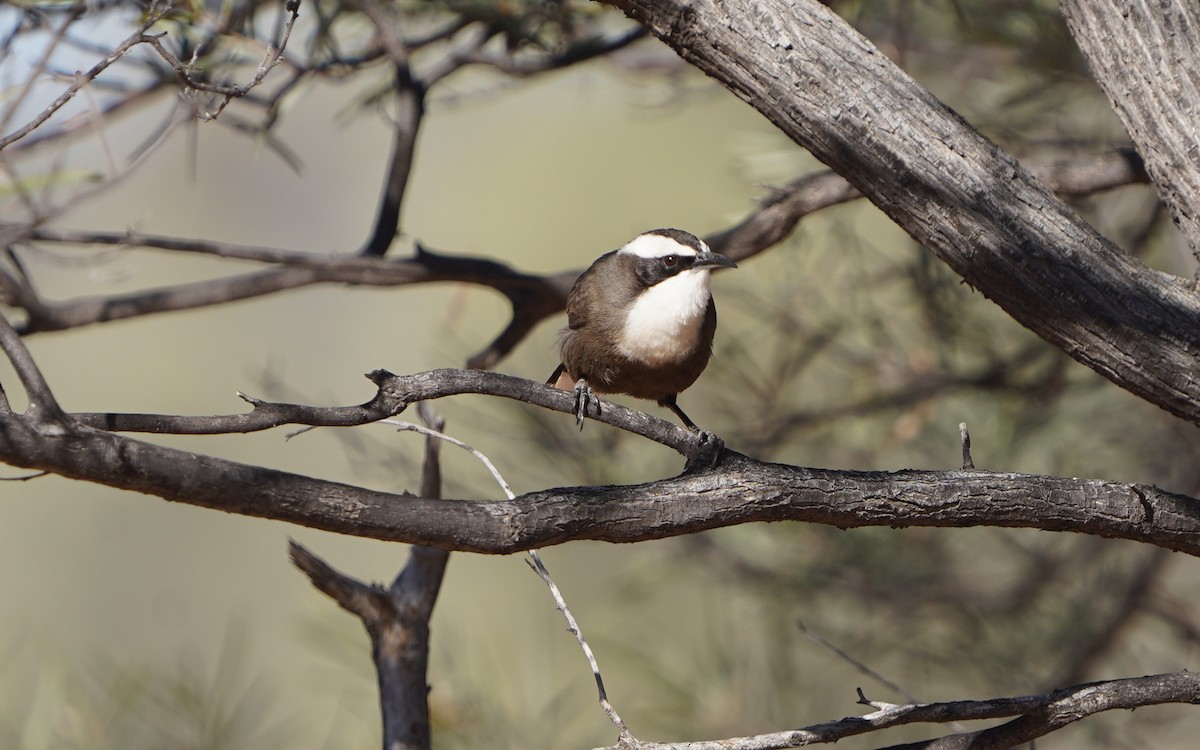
[0,5,172,151]
[0,310,66,424]
[288,400,450,750]
[384,419,516,500]
[0,470,48,481]
[346,0,424,258]
[798,621,918,705]
[384,412,633,742]
[591,671,1200,750]
[958,422,974,470]
[528,549,633,742]
[0,4,84,139]
[429,25,650,84]
[73,368,704,459]
[137,1,302,121]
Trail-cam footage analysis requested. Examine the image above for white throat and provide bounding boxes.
[617,268,712,366]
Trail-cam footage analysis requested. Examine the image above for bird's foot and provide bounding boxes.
[683,429,725,473]
[573,379,601,430]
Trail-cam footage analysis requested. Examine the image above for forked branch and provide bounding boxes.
[0,356,1198,556]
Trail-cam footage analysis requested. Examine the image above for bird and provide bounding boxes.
[547,228,737,431]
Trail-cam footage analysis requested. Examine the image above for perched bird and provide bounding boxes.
[547,228,737,430]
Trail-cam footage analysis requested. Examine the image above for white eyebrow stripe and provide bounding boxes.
[617,233,705,259]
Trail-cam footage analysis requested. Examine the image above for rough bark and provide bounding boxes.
[601,0,1200,427]
[1060,0,1200,256]
[592,671,1200,750]
[3,370,1200,556]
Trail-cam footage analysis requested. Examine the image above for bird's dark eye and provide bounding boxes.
[662,255,678,267]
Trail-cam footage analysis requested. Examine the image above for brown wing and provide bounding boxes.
[564,250,617,331]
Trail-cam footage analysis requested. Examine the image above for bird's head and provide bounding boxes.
[618,229,738,290]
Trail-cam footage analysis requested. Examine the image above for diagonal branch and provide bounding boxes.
[12,146,1149,370]
[602,0,1200,427]
[0,5,168,151]
[0,311,66,424]
[1060,1,1200,257]
[1,368,1199,556]
[587,671,1200,750]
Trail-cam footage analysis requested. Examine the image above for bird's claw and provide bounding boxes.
[683,429,725,473]
[573,379,601,430]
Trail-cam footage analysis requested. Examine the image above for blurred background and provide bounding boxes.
[2,2,1199,748]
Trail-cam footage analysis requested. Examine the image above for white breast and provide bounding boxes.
[617,268,712,366]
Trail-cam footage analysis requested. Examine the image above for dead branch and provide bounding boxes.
[0,356,1198,555]
[603,0,1200,428]
[589,671,1200,750]
[288,402,448,750]
[8,146,1149,372]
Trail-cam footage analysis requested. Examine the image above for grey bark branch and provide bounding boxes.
[288,403,448,750]
[591,671,1200,750]
[600,672,1200,748]
[876,670,1200,750]
[350,0,425,258]
[11,145,1147,371]
[1059,0,1200,258]
[601,0,1200,427]
[1,367,1199,556]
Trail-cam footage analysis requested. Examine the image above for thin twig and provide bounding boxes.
[527,549,633,741]
[0,470,48,481]
[382,419,516,500]
[139,0,303,121]
[0,310,65,423]
[797,620,918,705]
[0,5,85,138]
[382,418,634,743]
[0,5,172,151]
[590,671,1200,750]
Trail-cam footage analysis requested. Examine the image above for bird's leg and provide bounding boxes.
[660,394,725,471]
[546,362,567,386]
[573,378,601,430]
[659,394,698,431]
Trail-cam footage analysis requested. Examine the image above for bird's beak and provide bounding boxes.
[693,250,738,271]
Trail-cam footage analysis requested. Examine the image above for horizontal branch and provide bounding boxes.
[69,368,695,450]
[11,147,1146,369]
[591,671,1200,750]
[1,368,1199,556]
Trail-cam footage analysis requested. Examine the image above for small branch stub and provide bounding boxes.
[959,422,975,470]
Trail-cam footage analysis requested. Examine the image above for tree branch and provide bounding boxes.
[137,0,302,121]
[1059,0,1200,257]
[288,403,449,750]
[0,5,162,151]
[0,368,1198,555]
[601,0,1200,427]
[11,144,1149,373]
[349,0,424,258]
[587,671,1200,750]
[0,311,66,425]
